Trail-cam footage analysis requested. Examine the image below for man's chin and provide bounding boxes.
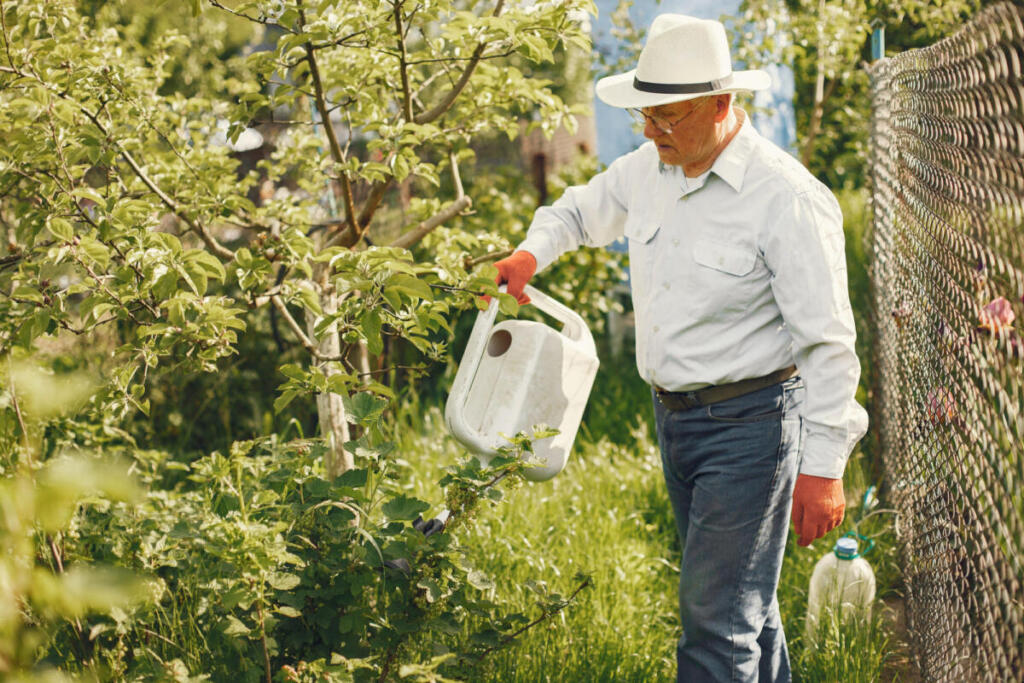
[655,147,682,166]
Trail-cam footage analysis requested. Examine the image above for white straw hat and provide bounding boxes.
[596,14,772,109]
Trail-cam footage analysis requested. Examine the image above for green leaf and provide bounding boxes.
[381,495,429,521]
[47,217,74,242]
[150,231,183,254]
[12,286,43,304]
[296,285,321,315]
[417,578,441,603]
[386,273,434,302]
[78,235,110,269]
[467,569,495,591]
[381,286,403,311]
[276,606,302,618]
[88,302,116,324]
[336,468,368,488]
[72,187,106,206]
[182,261,208,296]
[279,364,307,381]
[343,392,387,425]
[223,615,250,636]
[153,271,179,300]
[235,247,253,268]
[274,389,299,414]
[361,308,383,355]
[498,293,519,316]
[267,572,301,591]
[221,586,250,610]
[187,249,227,281]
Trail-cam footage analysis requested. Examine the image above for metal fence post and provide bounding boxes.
[870,18,885,61]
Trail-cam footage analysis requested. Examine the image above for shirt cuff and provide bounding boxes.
[517,233,560,273]
[798,426,851,479]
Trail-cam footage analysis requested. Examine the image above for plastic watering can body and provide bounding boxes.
[444,285,600,481]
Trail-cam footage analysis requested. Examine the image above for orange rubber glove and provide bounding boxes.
[791,474,845,547]
[492,250,537,305]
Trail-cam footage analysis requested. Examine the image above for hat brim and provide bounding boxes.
[595,68,772,109]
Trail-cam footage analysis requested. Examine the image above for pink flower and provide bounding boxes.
[979,297,1015,333]
[927,387,956,425]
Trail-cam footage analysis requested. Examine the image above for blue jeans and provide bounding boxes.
[654,377,804,683]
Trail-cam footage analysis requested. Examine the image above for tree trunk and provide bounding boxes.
[800,0,828,168]
[306,291,352,478]
[357,338,371,386]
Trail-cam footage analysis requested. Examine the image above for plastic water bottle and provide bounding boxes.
[805,536,876,643]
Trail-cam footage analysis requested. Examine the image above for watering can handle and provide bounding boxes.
[522,285,596,355]
[444,286,505,454]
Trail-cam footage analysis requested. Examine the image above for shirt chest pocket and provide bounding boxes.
[688,239,760,316]
[624,210,661,244]
[692,239,756,277]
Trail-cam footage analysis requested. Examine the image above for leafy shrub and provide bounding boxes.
[48,401,585,682]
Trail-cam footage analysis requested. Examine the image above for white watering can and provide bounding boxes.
[445,285,600,481]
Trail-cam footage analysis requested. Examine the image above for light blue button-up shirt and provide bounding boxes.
[518,112,868,478]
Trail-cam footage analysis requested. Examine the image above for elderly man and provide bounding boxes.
[492,14,868,683]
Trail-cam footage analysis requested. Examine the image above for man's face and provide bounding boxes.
[640,95,727,167]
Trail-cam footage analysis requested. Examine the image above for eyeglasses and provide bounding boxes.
[628,100,707,134]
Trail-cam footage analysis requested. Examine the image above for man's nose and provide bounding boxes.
[642,118,662,139]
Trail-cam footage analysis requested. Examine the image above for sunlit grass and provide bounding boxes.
[393,388,900,681]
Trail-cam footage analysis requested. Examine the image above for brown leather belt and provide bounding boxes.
[654,365,798,412]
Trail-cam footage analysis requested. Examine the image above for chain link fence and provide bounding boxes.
[868,3,1024,680]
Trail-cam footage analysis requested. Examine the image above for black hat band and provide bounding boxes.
[633,73,734,94]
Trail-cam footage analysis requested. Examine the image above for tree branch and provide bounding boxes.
[270,295,345,361]
[207,0,296,32]
[304,42,358,237]
[356,179,394,230]
[449,150,464,198]
[473,575,592,661]
[800,76,838,168]
[392,1,414,122]
[412,0,506,125]
[464,248,512,270]
[309,29,370,50]
[77,108,235,261]
[389,195,471,250]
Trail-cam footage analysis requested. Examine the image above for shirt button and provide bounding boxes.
[672,239,680,246]
[653,325,660,332]
[664,283,670,290]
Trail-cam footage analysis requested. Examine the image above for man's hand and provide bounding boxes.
[492,250,537,305]
[791,474,845,547]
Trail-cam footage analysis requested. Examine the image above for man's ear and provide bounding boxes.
[712,94,732,121]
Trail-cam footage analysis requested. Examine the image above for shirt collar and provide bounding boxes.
[708,111,757,193]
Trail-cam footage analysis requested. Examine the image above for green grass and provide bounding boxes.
[392,376,902,682]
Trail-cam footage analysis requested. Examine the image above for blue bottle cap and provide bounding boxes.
[834,536,859,559]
